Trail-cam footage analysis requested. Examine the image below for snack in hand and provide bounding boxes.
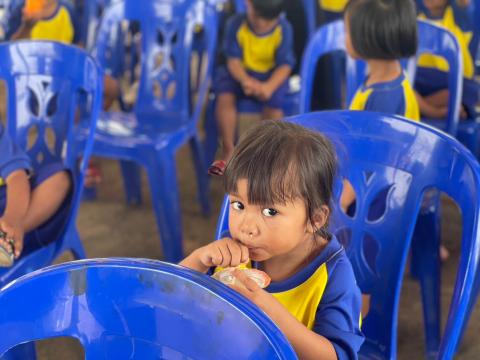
[212,265,271,289]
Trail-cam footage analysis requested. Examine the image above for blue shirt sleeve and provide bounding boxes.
[223,15,244,59]
[364,88,406,117]
[275,17,295,68]
[313,255,364,360]
[0,124,31,181]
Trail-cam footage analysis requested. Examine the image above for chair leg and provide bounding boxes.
[203,96,218,171]
[411,205,441,359]
[119,160,142,206]
[68,227,87,260]
[190,135,211,216]
[146,154,183,262]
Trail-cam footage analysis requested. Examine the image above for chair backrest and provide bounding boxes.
[0,258,298,359]
[415,19,462,135]
[214,111,480,358]
[298,20,365,113]
[93,0,217,124]
[0,41,103,235]
[233,0,316,41]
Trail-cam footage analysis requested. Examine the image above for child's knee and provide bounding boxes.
[51,170,71,195]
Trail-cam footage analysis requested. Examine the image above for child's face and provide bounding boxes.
[423,0,448,16]
[245,0,260,26]
[228,179,325,262]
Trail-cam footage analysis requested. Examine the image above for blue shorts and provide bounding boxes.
[214,66,289,110]
[0,162,74,257]
[415,67,480,117]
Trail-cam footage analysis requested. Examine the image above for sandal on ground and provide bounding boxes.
[208,160,227,176]
[0,231,14,267]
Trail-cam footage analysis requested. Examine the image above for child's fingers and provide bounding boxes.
[207,246,223,266]
[240,244,249,263]
[218,244,232,267]
[227,241,243,266]
[233,269,260,292]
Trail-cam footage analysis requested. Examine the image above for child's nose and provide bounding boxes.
[240,214,259,238]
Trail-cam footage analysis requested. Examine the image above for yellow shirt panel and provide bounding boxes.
[30,6,74,44]
[417,7,474,79]
[237,23,282,73]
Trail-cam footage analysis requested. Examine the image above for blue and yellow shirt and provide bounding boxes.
[0,123,31,187]
[318,0,347,13]
[418,4,475,79]
[6,1,78,44]
[217,236,364,359]
[349,73,420,121]
[224,14,295,74]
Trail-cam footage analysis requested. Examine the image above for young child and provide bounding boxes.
[182,121,364,359]
[0,122,72,266]
[415,0,478,119]
[346,0,420,122]
[208,0,295,176]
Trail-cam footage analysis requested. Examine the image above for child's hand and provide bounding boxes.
[242,77,261,97]
[229,269,279,313]
[0,218,24,259]
[256,83,275,102]
[197,238,250,268]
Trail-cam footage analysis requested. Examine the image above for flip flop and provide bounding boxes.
[0,231,14,267]
[208,160,227,176]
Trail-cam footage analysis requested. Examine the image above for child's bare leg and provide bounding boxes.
[424,89,449,107]
[262,107,283,120]
[23,171,71,232]
[103,75,120,110]
[216,93,237,162]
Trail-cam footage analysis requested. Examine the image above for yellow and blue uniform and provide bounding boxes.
[415,2,479,116]
[215,236,364,359]
[318,0,347,22]
[215,14,295,109]
[350,72,420,121]
[0,123,73,257]
[6,0,78,44]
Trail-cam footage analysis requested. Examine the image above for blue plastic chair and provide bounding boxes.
[0,40,102,359]
[214,111,480,359]
[84,0,217,262]
[0,258,298,359]
[298,19,366,114]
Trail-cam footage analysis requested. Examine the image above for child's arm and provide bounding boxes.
[232,270,338,360]
[257,64,292,102]
[179,238,249,273]
[10,18,36,40]
[0,170,30,258]
[226,58,261,96]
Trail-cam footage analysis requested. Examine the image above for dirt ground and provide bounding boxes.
[26,113,479,360]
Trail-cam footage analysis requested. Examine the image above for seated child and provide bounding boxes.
[346,0,420,122]
[182,121,364,359]
[5,0,120,189]
[0,122,72,266]
[208,0,295,176]
[415,0,478,119]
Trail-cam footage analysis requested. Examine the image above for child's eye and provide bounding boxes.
[231,201,244,211]
[262,208,278,217]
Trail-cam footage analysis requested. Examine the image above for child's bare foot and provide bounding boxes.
[440,245,450,262]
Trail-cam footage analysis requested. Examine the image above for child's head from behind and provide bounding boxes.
[224,121,337,262]
[344,0,418,60]
[246,0,284,22]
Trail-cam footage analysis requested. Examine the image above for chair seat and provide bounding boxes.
[93,110,195,151]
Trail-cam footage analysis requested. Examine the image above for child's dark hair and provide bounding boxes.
[345,0,418,60]
[250,0,284,20]
[224,120,337,238]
